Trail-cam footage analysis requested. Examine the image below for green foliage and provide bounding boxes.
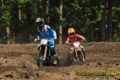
[0,0,120,43]
[112,6,120,41]
[18,0,29,4]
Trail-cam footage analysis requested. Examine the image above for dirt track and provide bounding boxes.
[0,42,120,80]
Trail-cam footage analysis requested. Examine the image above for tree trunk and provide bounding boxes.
[46,0,50,23]
[38,0,46,18]
[12,3,19,44]
[101,0,108,41]
[91,26,94,41]
[107,0,112,41]
[59,0,63,44]
[1,0,12,44]
[6,27,11,44]
[18,5,22,21]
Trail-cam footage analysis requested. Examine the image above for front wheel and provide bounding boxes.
[78,48,86,61]
[37,58,43,66]
[36,51,44,66]
[36,47,44,67]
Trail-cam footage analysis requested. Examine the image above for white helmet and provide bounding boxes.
[36,17,44,23]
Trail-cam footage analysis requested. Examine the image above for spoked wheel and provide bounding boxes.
[73,49,86,62]
[36,46,45,67]
[73,51,78,62]
[36,51,44,66]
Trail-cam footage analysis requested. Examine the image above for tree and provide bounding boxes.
[0,0,12,43]
[0,0,120,43]
[59,0,63,44]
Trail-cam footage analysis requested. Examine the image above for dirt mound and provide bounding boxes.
[0,54,39,80]
[0,42,120,80]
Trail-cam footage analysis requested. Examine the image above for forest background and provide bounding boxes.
[0,0,120,44]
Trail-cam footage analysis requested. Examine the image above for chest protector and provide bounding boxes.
[69,34,78,43]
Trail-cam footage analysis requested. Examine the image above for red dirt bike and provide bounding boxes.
[69,41,86,62]
[36,39,60,67]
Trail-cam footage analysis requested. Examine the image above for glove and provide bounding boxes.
[34,38,38,42]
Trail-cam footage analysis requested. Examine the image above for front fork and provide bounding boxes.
[72,47,86,62]
[79,48,86,61]
[38,45,48,61]
[42,46,48,60]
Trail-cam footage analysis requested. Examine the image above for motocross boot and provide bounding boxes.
[50,47,58,58]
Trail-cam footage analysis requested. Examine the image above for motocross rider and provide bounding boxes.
[34,17,58,58]
[65,27,86,61]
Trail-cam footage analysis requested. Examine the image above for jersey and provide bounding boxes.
[65,34,86,44]
[37,24,57,40]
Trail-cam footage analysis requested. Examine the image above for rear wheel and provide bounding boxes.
[52,56,60,67]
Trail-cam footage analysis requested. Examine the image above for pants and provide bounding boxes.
[48,39,57,56]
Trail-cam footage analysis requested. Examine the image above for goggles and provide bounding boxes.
[69,32,75,35]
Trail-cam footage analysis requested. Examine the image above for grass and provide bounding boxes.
[76,71,120,77]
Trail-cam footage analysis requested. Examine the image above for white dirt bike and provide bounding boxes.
[36,39,60,66]
[70,41,86,62]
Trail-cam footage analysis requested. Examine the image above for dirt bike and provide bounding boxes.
[36,39,60,67]
[70,41,86,62]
